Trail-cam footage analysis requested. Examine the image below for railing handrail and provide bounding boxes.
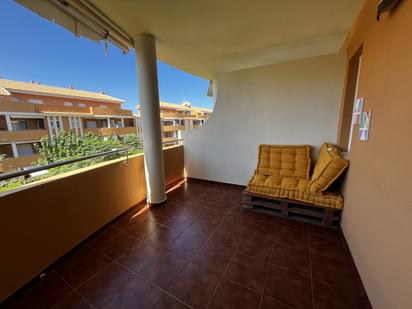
[0,147,133,182]
[0,139,184,182]
[162,138,184,144]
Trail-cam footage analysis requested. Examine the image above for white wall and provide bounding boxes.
[185,53,345,185]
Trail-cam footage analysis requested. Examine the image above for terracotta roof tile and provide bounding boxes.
[0,79,123,103]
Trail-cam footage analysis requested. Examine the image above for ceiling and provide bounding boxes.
[28,0,365,79]
[90,0,363,78]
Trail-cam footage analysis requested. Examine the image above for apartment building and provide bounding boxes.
[0,79,137,172]
[136,101,212,145]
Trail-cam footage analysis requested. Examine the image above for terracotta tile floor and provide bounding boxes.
[7,179,371,309]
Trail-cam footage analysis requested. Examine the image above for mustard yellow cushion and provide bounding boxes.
[256,145,312,179]
[247,174,343,209]
[307,143,349,193]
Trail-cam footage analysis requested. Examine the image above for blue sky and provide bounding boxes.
[0,0,213,112]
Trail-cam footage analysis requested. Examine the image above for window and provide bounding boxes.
[78,103,86,107]
[11,97,20,102]
[163,131,174,138]
[86,120,97,128]
[28,98,44,104]
[11,120,28,131]
[163,120,173,126]
[0,144,14,158]
[123,118,134,127]
[64,102,73,107]
[36,119,45,129]
[16,143,37,157]
[50,119,61,129]
[100,105,108,109]
[0,116,7,130]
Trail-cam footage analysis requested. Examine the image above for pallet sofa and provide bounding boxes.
[242,143,349,226]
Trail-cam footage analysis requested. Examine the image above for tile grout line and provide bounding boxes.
[53,268,96,309]
[258,222,279,309]
[205,243,239,308]
[162,201,234,300]
[148,184,230,308]
[109,257,195,309]
[85,187,232,309]
[80,240,195,309]
[308,229,315,309]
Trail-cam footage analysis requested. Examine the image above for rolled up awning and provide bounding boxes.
[15,0,134,53]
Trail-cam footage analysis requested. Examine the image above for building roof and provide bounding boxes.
[0,79,124,104]
[135,101,212,116]
[159,101,212,113]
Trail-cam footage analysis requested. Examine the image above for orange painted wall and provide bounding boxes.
[338,1,412,308]
[0,145,184,302]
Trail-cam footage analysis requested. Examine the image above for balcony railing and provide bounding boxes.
[160,112,197,119]
[0,130,48,143]
[91,107,133,117]
[162,125,184,132]
[35,105,91,115]
[0,101,133,117]
[0,145,184,302]
[83,126,136,136]
[0,154,40,173]
[0,101,37,113]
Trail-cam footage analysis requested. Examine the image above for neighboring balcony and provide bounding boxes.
[91,107,133,117]
[161,112,197,119]
[0,101,133,117]
[0,129,48,143]
[35,104,91,115]
[162,125,184,132]
[83,126,137,136]
[0,154,40,173]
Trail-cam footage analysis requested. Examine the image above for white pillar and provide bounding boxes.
[134,34,167,205]
[46,116,53,138]
[53,117,59,136]
[107,117,111,128]
[121,118,125,128]
[78,117,84,137]
[5,115,12,131]
[11,143,18,158]
[59,116,63,131]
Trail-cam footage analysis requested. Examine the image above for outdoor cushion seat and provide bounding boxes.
[247,144,347,209]
[248,174,344,209]
[307,143,349,193]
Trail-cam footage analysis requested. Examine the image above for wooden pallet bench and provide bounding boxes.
[242,190,342,227]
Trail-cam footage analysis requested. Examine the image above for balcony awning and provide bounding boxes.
[15,0,133,53]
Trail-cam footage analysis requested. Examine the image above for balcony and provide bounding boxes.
[35,105,91,115]
[0,101,37,113]
[0,161,369,307]
[0,154,40,172]
[0,102,133,117]
[4,0,411,307]
[162,125,184,132]
[0,130,48,143]
[91,107,133,117]
[83,126,136,136]
[0,146,184,303]
[160,112,197,119]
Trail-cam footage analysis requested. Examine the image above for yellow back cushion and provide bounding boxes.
[307,143,349,193]
[256,145,312,179]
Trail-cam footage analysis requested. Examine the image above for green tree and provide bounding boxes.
[35,131,140,164]
[1,132,143,192]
